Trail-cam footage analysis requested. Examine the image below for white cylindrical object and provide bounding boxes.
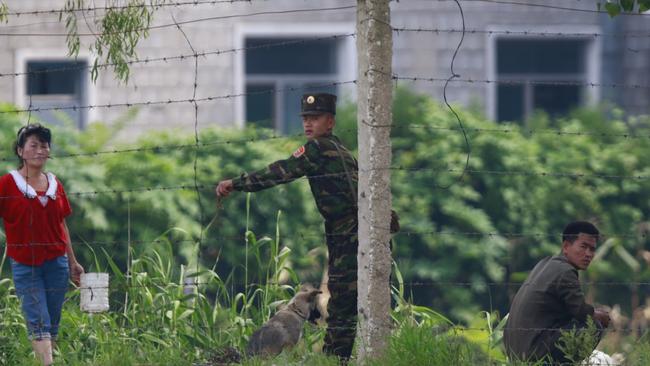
[183,277,196,296]
[80,273,109,313]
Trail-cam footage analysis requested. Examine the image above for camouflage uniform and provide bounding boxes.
[231,133,358,359]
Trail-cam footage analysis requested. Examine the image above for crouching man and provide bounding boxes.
[504,221,610,364]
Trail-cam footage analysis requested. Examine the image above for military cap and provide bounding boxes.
[300,93,337,116]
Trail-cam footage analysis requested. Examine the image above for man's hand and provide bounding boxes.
[216,179,234,198]
[593,309,611,328]
[69,260,85,287]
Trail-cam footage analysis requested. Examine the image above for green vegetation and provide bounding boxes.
[0,237,644,365]
[556,317,601,365]
[2,88,650,363]
[599,0,650,16]
[61,0,169,82]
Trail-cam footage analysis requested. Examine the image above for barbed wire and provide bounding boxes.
[0,16,104,31]
[468,0,650,16]
[0,130,308,163]
[0,0,267,18]
[0,33,355,79]
[3,20,650,80]
[3,223,650,248]
[386,166,650,181]
[8,278,650,293]
[405,124,650,140]
[392,26,650,39]
[1,0,644,19]
[0,14,647,79]
[1,21,649,79]
[0,5,356,37]
[434,0,470,191]
[393,75,650,90]
[1,1,644,360]
[0,181,323,203]
[7,118,650,164]
[0,164,647,203]
[169,10,205,293]
[0,80,357,115]
[2,74,650,118]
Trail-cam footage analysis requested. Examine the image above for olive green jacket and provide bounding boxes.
[503,255,594,361]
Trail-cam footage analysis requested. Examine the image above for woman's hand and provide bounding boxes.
[69,260,85,287]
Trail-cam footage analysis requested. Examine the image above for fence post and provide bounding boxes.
[356,0,393,363]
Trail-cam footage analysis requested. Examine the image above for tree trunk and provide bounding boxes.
[356,0,393,362]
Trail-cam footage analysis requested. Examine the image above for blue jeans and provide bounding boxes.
[11,256,69,340]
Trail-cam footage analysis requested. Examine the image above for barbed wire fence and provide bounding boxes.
[0,0,649,364]
[0,2,646,280]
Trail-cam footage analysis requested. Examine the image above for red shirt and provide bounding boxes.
[0,173,72,265]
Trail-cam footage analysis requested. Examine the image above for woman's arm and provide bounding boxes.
[63,220,84,286]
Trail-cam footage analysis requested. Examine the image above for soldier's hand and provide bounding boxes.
[216,179,234,198]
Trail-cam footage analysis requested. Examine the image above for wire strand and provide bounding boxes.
[0,6,356,37]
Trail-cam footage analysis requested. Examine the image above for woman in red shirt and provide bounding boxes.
[0,124,84,366]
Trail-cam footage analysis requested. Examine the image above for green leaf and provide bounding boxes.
[0,3,8,23]
[140,332,170,347]
[177,309,194,320]
[620,0,635,11]
[639,0,650,11]
[605,2,622,16]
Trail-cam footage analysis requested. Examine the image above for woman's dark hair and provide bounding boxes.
[14,123,52,168]
[562,221,599,243]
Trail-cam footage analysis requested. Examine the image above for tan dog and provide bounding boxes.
[246,285,322,358]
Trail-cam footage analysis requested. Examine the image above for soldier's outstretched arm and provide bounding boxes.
[229,141,322,193]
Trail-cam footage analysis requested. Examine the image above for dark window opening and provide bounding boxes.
[495,39,588,123]
[25,60,88,128]
[244,36,340,133]
[246,84,275,130]
[245,38,337,75]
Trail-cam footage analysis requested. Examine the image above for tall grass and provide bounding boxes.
[2,210,648,364]
[555,318,602,365]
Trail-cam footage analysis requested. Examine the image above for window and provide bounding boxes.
[495,39,588,122]
[25,60,88,128]
[244,37,340,134]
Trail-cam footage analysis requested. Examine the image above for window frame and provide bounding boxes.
[14,49,96,129]
[234,23,356,131]
[485,25,601,123]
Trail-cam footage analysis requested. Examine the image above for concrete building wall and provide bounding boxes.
[0,0,648,136]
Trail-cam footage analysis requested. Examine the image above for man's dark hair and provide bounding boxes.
[562,221,599,243]
[14,123,52,168]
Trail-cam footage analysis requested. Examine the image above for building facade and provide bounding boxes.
[0,0,648,137]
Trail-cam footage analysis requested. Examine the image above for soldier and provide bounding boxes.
[216,93,360,361]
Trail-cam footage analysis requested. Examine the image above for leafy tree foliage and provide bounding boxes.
[1,88,650,322]
[599,0,650,16]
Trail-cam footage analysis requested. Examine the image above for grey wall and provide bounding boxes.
[1,0,647,137]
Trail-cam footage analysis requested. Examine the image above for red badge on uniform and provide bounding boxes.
[292,146,306,158]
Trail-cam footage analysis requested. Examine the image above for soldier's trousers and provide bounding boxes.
[323,219,358,360]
